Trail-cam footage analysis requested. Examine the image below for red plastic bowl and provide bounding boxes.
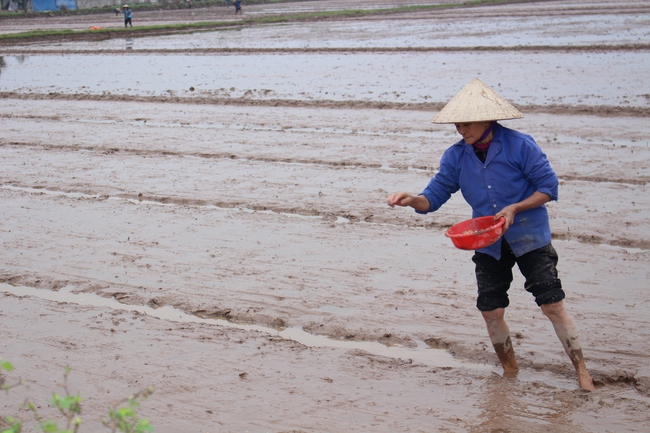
[445,216,505,250]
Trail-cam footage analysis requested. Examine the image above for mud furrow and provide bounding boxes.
[3,184,648,250]
[1,141,383,170]
[1,93,648,117]
[560,174,648,186]
[2,44,649,55]
[3,141,647,187]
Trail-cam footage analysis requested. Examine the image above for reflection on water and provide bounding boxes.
[470,372,582,433]
[125,38,134,50]
[0,55,26,77]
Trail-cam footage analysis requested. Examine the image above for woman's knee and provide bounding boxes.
[540,300,566,319]
[481,308,505,323]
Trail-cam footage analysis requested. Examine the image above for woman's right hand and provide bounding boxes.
[386,192,430,212]
[386,192,413,207]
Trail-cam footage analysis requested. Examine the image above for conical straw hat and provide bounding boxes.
[431,78,524,124]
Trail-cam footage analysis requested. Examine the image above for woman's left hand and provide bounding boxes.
[495,205,517,231]
[496,192,552,232]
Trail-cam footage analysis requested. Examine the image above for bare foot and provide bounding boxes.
[578,372,596,391]
[493,339,519,373]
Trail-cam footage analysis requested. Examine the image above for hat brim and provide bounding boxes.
[431,78,524,124]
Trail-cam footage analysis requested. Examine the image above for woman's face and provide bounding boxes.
[454,122,490,145]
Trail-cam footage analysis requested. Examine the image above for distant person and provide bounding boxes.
[187,0,192,8]
[234,0,241,14]
[114,7,121,15]
[386,78,596,391]
[122,4,133,28]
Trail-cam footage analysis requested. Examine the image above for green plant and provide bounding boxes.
[1,358,154,433]
[26,366,83,433]
[101,388,154,433]
[1,359,22,433]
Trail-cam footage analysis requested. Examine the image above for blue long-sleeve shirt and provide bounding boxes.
[418,123,558,259]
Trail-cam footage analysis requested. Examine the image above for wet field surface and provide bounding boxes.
[2,0,650,432]
[1,50,649,108]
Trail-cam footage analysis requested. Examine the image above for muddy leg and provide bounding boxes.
[540,300,595,391]
[481,308,519,375]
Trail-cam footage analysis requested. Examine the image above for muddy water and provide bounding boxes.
[7,281,605,393]
[2,0,650,432]
[2,2,649,108]
[1,282,493,369]
[7,1,650,49]
[1,51,648,107]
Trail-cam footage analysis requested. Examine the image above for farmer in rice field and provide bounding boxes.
[122,5,133,28]
[386,78,596,391]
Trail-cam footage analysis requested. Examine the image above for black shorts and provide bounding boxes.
[472,239,565,311]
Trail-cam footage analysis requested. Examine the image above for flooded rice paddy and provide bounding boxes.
[2,0,650,432]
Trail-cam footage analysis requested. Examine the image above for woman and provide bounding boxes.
[386,78,595,390]
[122,5,133,28]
